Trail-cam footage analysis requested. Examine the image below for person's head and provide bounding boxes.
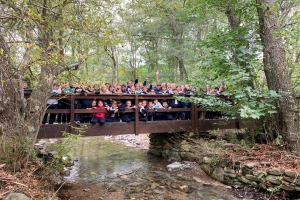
[135,83,141,91]
[115,84,121,90]
[219,82,228,92]
[75,87,82,93]
[150,89,156,94]
[185,84,190,90]
[171,83,176,89]
[125,100,132,107]
[161,85,167,91]
[98,100,105,106]
[153,99,159,104]
[156,84,162,90]
[105,82,111,88]
[138,101,143,108]
[142,86,148,93]
[53,82,60,90]
[206,84,211,91]
[88,85,94,92]
[142,100,147,107]
[121,84,127,91]
[117,100,122,106]
[130,86,136,94]
[91,100,97,107]
[214,87,220,92]
[148,101,153,107]
[109,85,115,92]
[176,85,182,91]
[110,100,117,108]
[101,85,107,93]
[162,100,168,108]
[127,81,133,87]
[93,84,100,90]
[23,81,28,89]
[172,88,178,94]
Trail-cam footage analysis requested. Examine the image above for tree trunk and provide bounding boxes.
[256,0,300,152]
[0,35,17,138]
[104,46,118,85]
[0,34,54,168]
[178,57,184,82]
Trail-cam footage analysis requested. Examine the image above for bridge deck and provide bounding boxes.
[38,119,253,139]
[27,93,254,138]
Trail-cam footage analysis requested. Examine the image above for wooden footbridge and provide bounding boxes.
[24,93,253,139]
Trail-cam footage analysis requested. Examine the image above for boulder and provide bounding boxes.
[211,167,224,182]
[5,193,30,200]
[265,175,281,185]
[267,168,282,176]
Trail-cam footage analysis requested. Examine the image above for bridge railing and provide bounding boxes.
[24,92,253,137]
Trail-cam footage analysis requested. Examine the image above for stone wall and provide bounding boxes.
[147,133,300,194]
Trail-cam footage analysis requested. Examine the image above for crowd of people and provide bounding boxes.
[25,71,228,125]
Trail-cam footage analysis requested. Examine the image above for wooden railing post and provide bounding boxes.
[191,102,196,132]
[70,95,75,133]
[236,118,240,129]
[134,95,139,135]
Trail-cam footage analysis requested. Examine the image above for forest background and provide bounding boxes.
[0,0,300,169]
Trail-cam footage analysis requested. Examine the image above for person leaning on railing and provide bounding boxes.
[122,100,137,122]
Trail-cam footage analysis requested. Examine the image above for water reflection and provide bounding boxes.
[67,136,147,183]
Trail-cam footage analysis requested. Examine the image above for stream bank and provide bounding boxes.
[148,132,300,199]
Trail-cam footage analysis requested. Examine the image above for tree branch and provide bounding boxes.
[55,61,83,75]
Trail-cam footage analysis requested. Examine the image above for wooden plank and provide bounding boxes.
[38,118,255,138]
[38,124,70,138]
[239,119,256,128]
[44,109,71,114]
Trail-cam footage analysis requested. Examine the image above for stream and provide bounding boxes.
[56,136,261,200]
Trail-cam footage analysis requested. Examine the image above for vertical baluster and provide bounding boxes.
[134,94,138,135]
[191,102,196,132]
[70,94,75,133]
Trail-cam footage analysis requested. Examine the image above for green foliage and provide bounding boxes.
[228,132,239,144]
[274,134,283,145]
[180,6,283,120]
[0,134,34,170]
[210,155,220,167]
[270,184,283,198]
[258,171,268,178]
